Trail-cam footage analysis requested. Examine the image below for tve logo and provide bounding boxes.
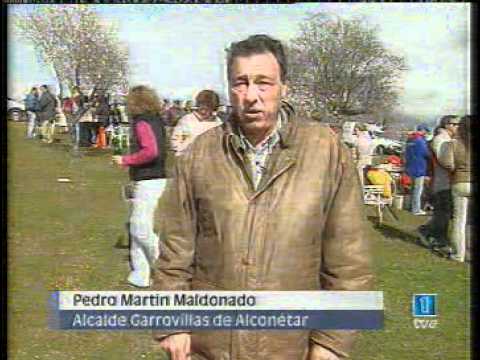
[412,294,438,329]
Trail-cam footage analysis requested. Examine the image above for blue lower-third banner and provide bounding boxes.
[49,291,384,330]
[55,309,383,330]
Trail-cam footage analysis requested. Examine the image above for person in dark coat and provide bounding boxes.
[72,86,88,115]
[418,115,460,248]
[94,94,110,127]
[38,85,57,143]
[405,123,432,215]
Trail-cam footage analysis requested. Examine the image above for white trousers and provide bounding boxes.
[450,182,471,262]
[128,178,167,287]
[26,111,37,138]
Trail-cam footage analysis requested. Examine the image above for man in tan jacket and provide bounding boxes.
[153,34,374,360]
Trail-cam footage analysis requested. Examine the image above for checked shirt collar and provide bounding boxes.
[237,115,283,189]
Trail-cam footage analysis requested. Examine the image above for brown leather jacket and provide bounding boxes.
[153,105,374,359]
[438,138,471,184]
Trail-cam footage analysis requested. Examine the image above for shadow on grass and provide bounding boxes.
[369,219,418,243]
[114,235,130,249]
[368,217,450,260]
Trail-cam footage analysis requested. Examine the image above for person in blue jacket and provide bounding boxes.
[405,123,432,215]
[24,87,40,138]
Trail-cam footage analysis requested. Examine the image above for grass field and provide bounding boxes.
[7,122,470,359]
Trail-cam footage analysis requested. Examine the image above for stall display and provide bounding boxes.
[110,124,130,155]
[75,122,102,147]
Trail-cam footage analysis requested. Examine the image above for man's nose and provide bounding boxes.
[245,84,259,104]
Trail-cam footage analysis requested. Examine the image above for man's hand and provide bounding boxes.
[158,333,191,360]
[308,344,340,360]
[112,155,124,167]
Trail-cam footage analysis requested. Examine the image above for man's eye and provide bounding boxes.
[258,82,272,90]
[233,82,247,91]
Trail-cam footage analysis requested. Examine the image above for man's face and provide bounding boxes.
[196,105,213,120]
[446,121,459,136]
[33,89,39,96]
[229,52,286,137]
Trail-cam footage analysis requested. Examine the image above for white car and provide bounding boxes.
[7,97,26,122]
[370,135,404,155]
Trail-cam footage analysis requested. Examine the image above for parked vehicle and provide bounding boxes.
[371,135,404,155]
[7,97,26,122]
[342,121,404,155]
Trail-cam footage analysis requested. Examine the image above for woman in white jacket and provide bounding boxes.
[170,90,222,155]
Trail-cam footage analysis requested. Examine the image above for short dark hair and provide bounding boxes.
[40,85,49,90]
[31,87,38,92]
[226,34,287,83]
[195,90,220,111]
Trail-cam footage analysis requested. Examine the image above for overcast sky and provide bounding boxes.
[8,3,470,118]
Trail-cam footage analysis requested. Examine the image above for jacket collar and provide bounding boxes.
[224,101,296,152]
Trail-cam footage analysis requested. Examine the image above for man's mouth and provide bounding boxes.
[245,109,262,116]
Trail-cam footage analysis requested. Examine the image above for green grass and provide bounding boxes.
[352,224,470,359]
[7,122,470,359]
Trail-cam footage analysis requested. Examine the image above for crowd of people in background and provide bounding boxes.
[24,85,61,143]
[109,87,225,287]
[414,115,472,262]
[347,113,472,263]
[403,115,472,262]
[21,81,472,276]
[21,83,227,287]
[22,84,228,154]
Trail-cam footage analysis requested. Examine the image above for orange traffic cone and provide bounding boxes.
[96,126,107,149]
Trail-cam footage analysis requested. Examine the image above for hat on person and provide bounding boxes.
[416,123,431,132]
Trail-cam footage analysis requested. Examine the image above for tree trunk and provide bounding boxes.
[52,65,64,99]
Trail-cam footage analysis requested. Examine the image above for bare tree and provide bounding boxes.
[14,5,129,97]
[287,13,407,123]
[15,6,70,97]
